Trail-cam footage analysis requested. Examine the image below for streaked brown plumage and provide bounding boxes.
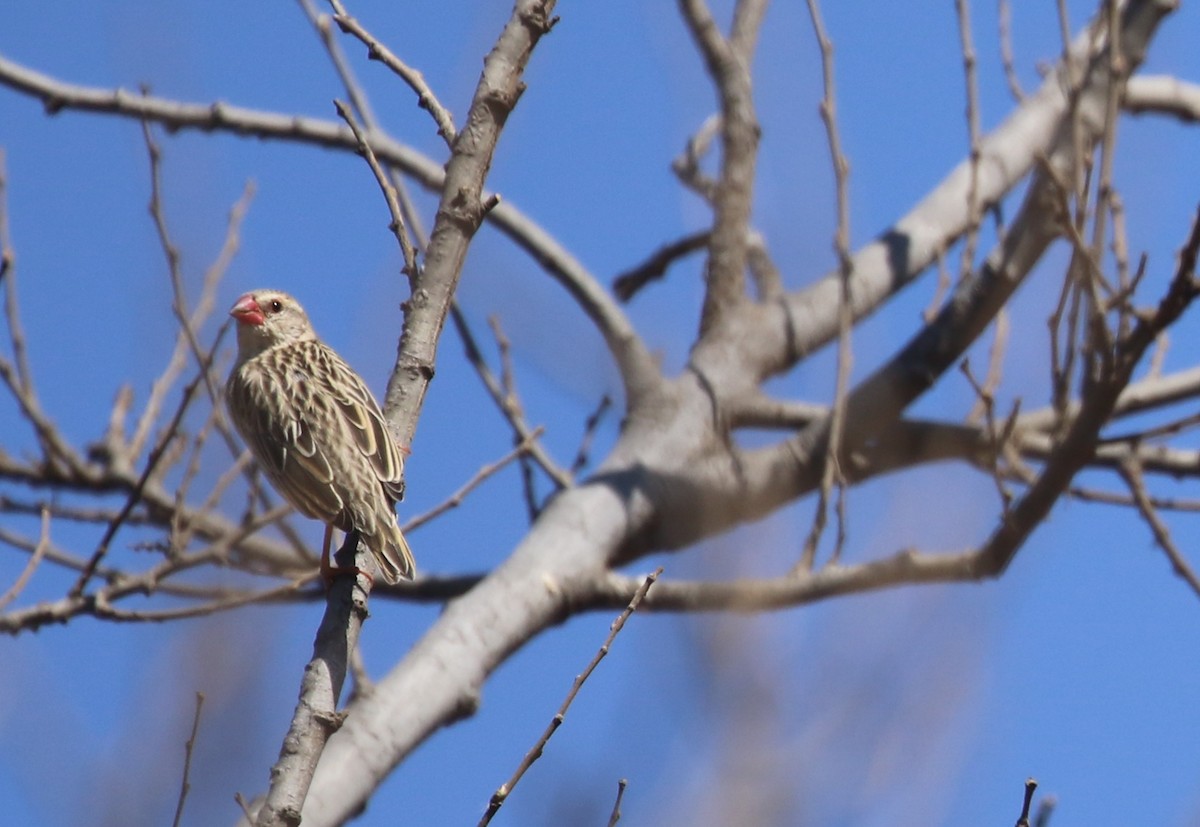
[225,289,414,582]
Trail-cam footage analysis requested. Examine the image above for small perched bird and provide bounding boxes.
[225,289,414,583]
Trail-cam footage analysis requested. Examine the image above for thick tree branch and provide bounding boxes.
[724,0,1175,385]
[1124,73,1200,122]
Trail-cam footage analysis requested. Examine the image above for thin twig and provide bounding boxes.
[671,114,721,202]
[478,568,661,827]
[327,0,457,145]
[488,314,544,520]
[93,574,319,623]
[171,692,207,827]
[2,509,308,636]
[612,231,710,303]
[296,0,378,126]
[1117,457,1200,600]
[70,329,227,597]
[997,0,1026,101]
[403,428,545,532]
[606,778,629,827]
[922,243,952,323]
[799,0,852,569]
[450,305,572,489]
[334,99,420,280]
[0,54,658,403]
[955,0,986,285]
[0,150,34,395]
[966,308,1011,424]
[961,358,1018,514]
[234,794,256,823]
[0,507,49,611]
[1015,777,1038,827]
[571,395,612,476]
[134,122,256,469]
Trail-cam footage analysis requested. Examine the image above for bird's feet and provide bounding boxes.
[319,525,376,589]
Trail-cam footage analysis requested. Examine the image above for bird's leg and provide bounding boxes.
[319,523,335,583]
[322,526,375,587]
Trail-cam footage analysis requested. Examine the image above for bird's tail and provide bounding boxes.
[366,518,416,583]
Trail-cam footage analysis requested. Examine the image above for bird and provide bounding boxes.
[224,289,414,583]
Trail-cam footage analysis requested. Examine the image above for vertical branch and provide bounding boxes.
[1087,0,1125,295]
[0,150,33,394]
[800,0,852,569]
[132,123,254,463]
[997,0,1025,101]
[678,0,765,335]
[381,0,559,450]
[955,0,985,282]
[251,8,561,827]
[171,692,207,827]
[0,153,82,471]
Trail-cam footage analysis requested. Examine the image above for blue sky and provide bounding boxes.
[3,2,1200,825]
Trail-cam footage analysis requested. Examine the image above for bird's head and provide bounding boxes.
[229,290,316,358]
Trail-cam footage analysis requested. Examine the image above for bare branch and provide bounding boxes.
[799,0,852,569]
[1125,74,1200,122]
[607,779,629,827]
[0,54,658,405]
[171,692,206,827]
[955,0,985,283]
[327,0,458,145]
[0,507,49,611]
[450,305,573,490]
[612,230,710,303]
[479,568,660,826]
[570,395,612,477]
[1,510,309,636]
[250,7,567,825]
[296,0,379,127]
[0,150,34,395]
[333,99,420,280]
[404,428,545,532]
[678,0,763,333]
[997,0,1026,101]
[1015,777,1038,827]
[71,327,226,597]
[1118,457,1200,600]
[753,0,1175,384]
[671,114,721,201]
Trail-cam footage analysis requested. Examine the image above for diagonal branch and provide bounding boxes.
[737,0,1175,384]
[327,0,457,145]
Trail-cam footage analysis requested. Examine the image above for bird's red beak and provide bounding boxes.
[230,294,265,326]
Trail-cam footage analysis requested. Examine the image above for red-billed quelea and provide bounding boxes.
[225,289,414,583]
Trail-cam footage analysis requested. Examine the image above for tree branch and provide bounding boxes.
[0,53,658,408]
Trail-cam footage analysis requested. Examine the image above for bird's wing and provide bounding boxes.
[309,343,407,502]
[226,357,345,522]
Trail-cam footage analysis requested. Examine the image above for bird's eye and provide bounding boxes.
[269,300,283,313]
